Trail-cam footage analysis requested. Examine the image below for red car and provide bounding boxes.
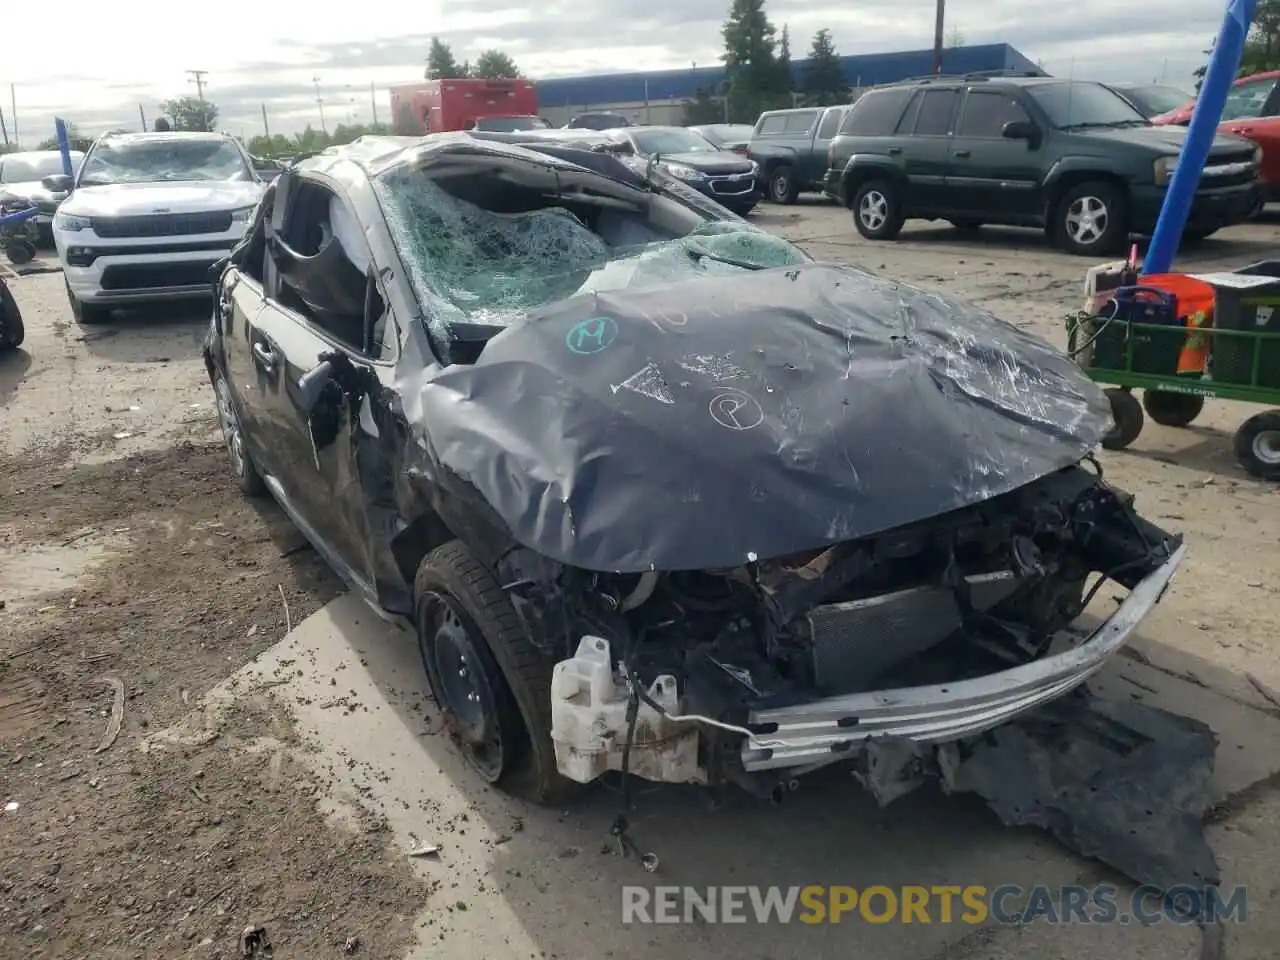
[1152,70,1280,199]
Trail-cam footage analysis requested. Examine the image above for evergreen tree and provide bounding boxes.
[473,50,521,79]
[721,0,791,121]
[426,37,468,79]
[803,29,849,106]
[778,24,794,101]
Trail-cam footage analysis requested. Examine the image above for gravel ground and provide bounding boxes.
[3,208,1280,959]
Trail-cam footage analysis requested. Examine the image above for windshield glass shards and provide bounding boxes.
[373,161,808,358]
[79,139,252,186]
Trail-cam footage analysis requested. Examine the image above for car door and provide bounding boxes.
[946,88,1043,220]
[809,106,847,184]
[249,174,395,595]
[218,202,275,476]
[897,87,960,210]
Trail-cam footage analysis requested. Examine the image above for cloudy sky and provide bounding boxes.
[2,1,1232,143]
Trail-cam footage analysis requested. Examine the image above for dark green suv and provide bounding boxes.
[824,75,1263,255]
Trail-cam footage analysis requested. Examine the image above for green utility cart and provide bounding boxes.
[1067,263,1280,481]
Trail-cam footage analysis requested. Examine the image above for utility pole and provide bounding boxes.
[261,103,271,140]
[0,107,8,147]
[9,84,18,148]
[370,80,378,127]
[139,104,147,131]
[932,0,946,75]
[187,69,209,101]
[313,77,328,135]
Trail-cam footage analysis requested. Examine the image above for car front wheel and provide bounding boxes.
[852,179,905,240]
[767,164,799,204]
[413,540,574,805]
[1053,180,1128,256]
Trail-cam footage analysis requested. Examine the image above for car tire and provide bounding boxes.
[852,179,905,241]
[1183,228,1219,243]
[413,540,575,806]
[1053,180,1128,256]
[0,280,24,350]
[1101,387,1144,450]
[65,279,113,326]
[1233,409,1280,480]
[767,164,799,204]
[948,219,984,232]
[1142,390,1204,428]
[212,369,267,497]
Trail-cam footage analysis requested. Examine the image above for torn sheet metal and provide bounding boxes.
[420,262,1112,572]
[846,690,1221,895]
[937,693,1220,891]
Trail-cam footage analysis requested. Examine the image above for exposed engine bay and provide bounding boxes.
[495,460,1181,797]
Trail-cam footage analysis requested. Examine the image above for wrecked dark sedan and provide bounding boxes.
[203,132,1185,808]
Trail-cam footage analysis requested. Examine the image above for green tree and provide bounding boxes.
[37,123,95,152]
[1194,3,1280,91]
[161,96,218,132]
[802,29,848,106]
[721,0,791,122]
[778,24,793,98]
[683,88,726,124]
[472,50,520,79]
[426,37,469,79]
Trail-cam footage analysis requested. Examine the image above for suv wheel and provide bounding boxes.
[768,164,799,204]
[852,179,905,240]
[64,278,113,325]
[1053,180,1127,256]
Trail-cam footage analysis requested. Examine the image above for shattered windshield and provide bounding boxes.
[373,162,808,352]
[79,139,252,186]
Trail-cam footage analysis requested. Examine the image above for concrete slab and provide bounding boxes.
[148,594,1280,960]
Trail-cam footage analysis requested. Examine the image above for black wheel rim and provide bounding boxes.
[422,593,505,781]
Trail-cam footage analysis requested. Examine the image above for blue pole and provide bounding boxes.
[54,117,73,177]
[1144,0,1256,275]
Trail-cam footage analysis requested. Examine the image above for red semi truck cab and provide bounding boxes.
[390,78,540,135]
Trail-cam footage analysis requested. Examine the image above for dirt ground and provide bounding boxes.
[3,210,1280,959]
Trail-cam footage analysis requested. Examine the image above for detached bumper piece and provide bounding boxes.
[740,542,1186,773]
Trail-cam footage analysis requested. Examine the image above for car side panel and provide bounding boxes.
[1220,116,1280,196]
[218,270,274,473]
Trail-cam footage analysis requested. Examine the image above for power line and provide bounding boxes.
[312,76,328,134]
[187,70,209,102]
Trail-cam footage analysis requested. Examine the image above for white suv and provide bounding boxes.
[51,132,265,324]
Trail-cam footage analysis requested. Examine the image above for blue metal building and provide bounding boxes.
[534,43,1043,108]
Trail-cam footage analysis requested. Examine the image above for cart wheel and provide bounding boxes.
[1234,410,1280,481]
[1142,390,1204,428]
[5,241,35,266]
[1102,388,1144,450]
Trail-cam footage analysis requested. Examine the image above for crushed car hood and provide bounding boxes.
[419,262,1111,573]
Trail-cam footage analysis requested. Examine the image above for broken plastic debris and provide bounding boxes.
[4,801,18,813]
[408,844,441,859]
[112,431,133,440]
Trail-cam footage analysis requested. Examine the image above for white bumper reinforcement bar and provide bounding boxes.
[740,543,1186,772]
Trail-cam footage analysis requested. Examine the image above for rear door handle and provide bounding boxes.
[887,147,902,155]
[1238,126,1255,135]
[953,150,971,159]
[252,341,278,373]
